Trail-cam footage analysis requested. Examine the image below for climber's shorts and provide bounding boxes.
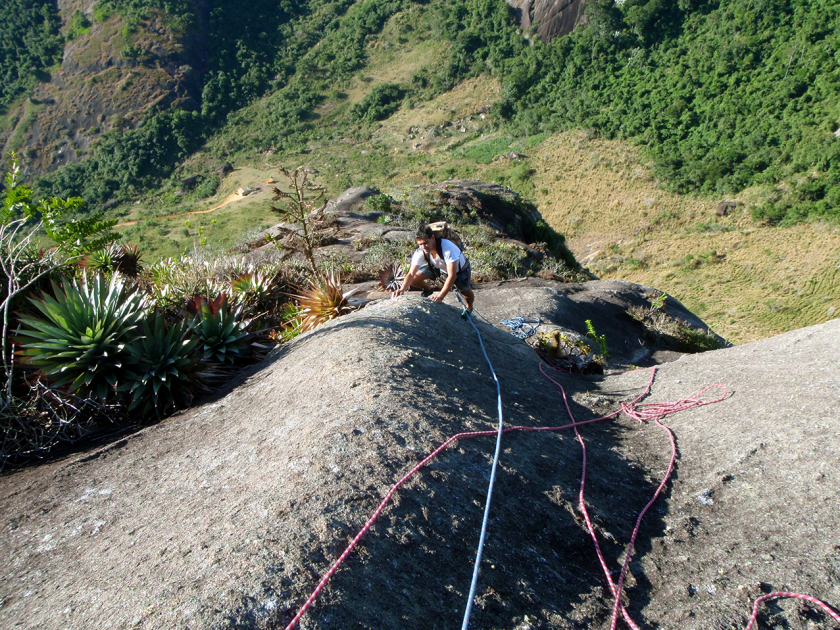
[417,259,472,291]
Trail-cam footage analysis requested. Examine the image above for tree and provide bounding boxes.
[269,166,337,280]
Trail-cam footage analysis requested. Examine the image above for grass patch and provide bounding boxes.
[7,100,44,153]
[458,137,513,164]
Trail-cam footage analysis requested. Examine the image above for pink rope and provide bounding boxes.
[745,593,840,629]
[283,365,839,630]
[538,365,839,630]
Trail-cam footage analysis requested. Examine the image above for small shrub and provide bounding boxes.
[67,10,92,40]
[676,326,720,353]
[469,242,528,281]
[365,194,392,214]
[349,84,405,123]
[627,291,721,353]
[585,319,609,360]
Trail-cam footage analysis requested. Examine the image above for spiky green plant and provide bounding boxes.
[231,271,274,306]
[377,262,405,292]
[188,294,253,364]
[277,302,303,342]
[79,247,114,275]
[79,244,143,278]
[113,244,143,277]
[15,274,146,400]
[292,272,356,332]
[120,314,204,418]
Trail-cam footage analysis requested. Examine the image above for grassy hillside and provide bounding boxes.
[2,0,837,344]
[105,71,838,344]
[29,0,840,226]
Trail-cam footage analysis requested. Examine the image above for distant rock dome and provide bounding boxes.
[506,0,588,43]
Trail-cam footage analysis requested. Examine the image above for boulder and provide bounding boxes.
[1,296,837,630]
[716,200,737,216]
[412,180,540,243]
[180,174,201,189]
[215,162,234,176]
[324,186,379,214]
[507,0,588,43]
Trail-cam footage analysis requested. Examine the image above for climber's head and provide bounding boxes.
[415,225,436,254]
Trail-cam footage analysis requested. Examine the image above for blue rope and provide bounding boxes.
[500,317,541,339]
[454,291,505,630]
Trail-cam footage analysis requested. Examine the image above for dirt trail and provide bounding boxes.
[116,193,243,227]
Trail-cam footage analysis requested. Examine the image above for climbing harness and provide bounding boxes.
[499,316,541,339]
[282,301,840,630]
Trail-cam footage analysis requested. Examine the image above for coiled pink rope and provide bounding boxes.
[283,365,840,630]
[538,364,839,630]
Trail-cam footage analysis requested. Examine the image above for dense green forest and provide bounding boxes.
[0,0,63,113]
[496,0,840,224]
[16,0,840,225]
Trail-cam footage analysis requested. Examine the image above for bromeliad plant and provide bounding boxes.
[377,262,405,292]
[231,270,275,307]
[188,294,255,365]
[1,155,118,405]
[15,274,146,401]
[292,272,358,333]
[120,313,204,418]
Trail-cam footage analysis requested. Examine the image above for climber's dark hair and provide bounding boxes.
[415,225,434,240]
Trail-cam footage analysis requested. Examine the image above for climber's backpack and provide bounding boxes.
[423,221,465,278]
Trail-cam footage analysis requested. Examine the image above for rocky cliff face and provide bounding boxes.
[507,0,588,42]
[1,1,202,177]
[1,281,837,629]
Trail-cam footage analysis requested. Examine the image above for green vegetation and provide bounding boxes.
[585,319,610,360]
[0,0,63,113]
[350,83,405,123]
[18,0,840,230]
[496,0,840,224]
[627,291,723,352]
[16,274,146,401]
[66,10,92,40]
[459,137,514,164]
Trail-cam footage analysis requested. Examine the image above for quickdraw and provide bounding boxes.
[499,316,541,339]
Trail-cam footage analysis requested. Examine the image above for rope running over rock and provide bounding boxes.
[283,333,840,630]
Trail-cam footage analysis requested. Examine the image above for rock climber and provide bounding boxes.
[392,224,475,311]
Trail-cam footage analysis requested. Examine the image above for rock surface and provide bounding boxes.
[507,0,588,43]
[1,285,838,630]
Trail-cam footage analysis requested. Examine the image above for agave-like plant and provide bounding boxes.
[231,271,274,306]
[113,244,143,277]
[188,294,254,364]
[377,262,405,292]
[120,313,204,418]
[15,274,146,400]
[79,243,143,278]
[292,272,356,332]
[79,247,114,275]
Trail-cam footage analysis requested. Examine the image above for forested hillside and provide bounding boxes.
[0,0,63,112]
[498,0,840,225]
[2,0,839,225]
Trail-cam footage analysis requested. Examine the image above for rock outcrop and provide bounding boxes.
[1,1,201,177]
[1,281,837,629]
[507,0,588,42]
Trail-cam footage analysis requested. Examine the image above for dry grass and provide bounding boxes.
[530,131,840,344]
[372,76,501,150]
